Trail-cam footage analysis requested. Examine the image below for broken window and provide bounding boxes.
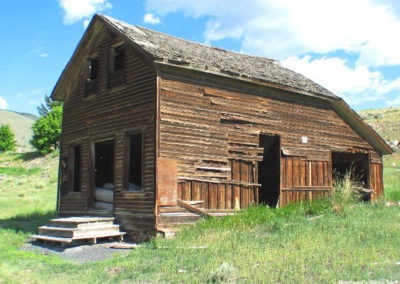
[85,58,98,95]
[112,45,125,71]
[88,58,98,80]
[108,44,126,88]
[126,133,143,191]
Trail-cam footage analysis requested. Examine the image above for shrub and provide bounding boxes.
[0,124,16,152]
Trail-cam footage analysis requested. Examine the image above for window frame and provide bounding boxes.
[69,144,82,192]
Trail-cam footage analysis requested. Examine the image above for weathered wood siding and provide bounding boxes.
[370,161,384,197]
[59,32,157,239]
[158,77,383,208]
[280,157,331,206]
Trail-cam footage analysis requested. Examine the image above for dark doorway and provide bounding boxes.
[332,152,370,200]
[258,135,280,207]
[94,140,115,188]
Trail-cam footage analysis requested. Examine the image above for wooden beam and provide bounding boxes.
[177,200,213,218]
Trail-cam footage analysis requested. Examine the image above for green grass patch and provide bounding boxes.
[0,166,41,176]
[383,151,400,202]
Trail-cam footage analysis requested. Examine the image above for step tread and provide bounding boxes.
[50,216,115,223]
[32,231,126,242]
[31,235,73,243]
[72,231,126,240]
[39,224,120,231]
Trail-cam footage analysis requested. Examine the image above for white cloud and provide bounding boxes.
[83,19,91,28]
[145,0,400,67]
[58,0,112,24]
[281,56,400,105]
[144,13,160,25]
[33,46,49,58]
[0,96,8,109]
[282,56,382,95]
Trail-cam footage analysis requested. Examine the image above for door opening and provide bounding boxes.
[92,140,115,210]
[258,135,280,207]
[332,151,370,200]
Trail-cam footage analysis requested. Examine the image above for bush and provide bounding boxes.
[0,124,16,152]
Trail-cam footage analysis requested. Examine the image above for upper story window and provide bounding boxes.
[112,45,125,71]
[88,58,99,80]
[108,43,126,88]
[85,58,98,96]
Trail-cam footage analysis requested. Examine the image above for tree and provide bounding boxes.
[37,95,62,117]
[31,105,63,155]
[0,124,16,152]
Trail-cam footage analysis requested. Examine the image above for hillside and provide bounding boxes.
[0,110,37,151]
[359,107,400,145]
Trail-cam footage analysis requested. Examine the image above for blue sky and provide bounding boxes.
[1,0,399,115]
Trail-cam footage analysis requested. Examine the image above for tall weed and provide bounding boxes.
[331,168,362,213]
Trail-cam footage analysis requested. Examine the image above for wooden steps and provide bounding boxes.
[31,216,126,246]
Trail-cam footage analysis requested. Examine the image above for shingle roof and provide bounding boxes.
[99,14,337,100]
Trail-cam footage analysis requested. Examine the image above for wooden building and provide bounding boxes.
[51,14,392,240]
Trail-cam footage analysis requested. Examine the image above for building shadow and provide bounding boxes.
[0,210,56,234]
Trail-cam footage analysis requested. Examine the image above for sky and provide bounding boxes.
[0,0,399,115]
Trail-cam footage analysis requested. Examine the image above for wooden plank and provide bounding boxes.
[317,161,324,186]
[201,182,209,209]
[300,159,306,186]
[293,157,299,188]
[177,200,212,218]
[312,162,318,186]
[192,181,201,201]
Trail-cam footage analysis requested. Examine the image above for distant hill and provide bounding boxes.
[0,110,37,151]
[359,107,400,147]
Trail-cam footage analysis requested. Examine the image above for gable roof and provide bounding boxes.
[51,14,392,155]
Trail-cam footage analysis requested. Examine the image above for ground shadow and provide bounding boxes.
[18,151,43,162]
[0,210,56,234]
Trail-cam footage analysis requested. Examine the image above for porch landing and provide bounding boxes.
[31,216,126,246]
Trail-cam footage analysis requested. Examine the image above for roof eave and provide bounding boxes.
[330,99,393,155]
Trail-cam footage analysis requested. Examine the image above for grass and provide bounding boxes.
[0,152,57,219]
[383,151,400,202]
[0,151,399,283]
